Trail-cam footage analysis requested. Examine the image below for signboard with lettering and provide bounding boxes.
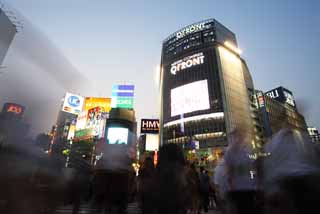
[62,92,84,115]
[164,19,214,43]
[265,87,296,108]
[141,119,160,134]
[2,103,25,117]
[170,52,205,75]
[111,85,135,109]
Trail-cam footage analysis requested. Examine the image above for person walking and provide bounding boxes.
[224,128,259,214]
[199,167,210,213]
[138,157,156,214]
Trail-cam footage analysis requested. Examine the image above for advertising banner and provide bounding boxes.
[74,128,93,140]
[141,119,160,134]
[84,97,111,112]
[111,84,135,109]
[75,110,88,131]
[62,92,84,115]
[86,107,106,138]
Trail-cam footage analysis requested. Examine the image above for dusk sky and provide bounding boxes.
[2,0,319,134]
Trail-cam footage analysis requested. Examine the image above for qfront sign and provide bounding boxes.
[163,19,214,42]
[170,52,204,75]
[176,22,206,39]
[141,119,160,134]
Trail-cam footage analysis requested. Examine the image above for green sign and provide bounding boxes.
[75,128,93,139]
[116,97,134,109]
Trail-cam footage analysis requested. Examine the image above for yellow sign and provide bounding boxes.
[84,97,111,112]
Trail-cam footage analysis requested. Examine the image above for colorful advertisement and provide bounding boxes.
[2,103,25,117]
[84,97,111,112]
[86,107,107,138]
[74,128,94,141]
[75,110,88,131]
[171,80,210,117]
[111,85,135,109]
[141,119,160,134]
[62,92,84,115]
[67,124,76,140]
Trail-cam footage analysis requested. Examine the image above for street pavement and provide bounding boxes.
[55,202,141,214]
[55,202,220,214]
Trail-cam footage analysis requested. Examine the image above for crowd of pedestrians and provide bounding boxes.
[137,127,320,214]
[1,126,320,214]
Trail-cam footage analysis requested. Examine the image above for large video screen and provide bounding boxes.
[171,80,210,117]
[107,127,129,145]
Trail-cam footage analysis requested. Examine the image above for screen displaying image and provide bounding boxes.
[171,79,210,117]
[107,127,129,145]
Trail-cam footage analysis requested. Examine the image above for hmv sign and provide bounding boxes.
[141,119,160,134]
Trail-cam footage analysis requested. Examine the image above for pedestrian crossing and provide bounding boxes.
[55,202,141,214]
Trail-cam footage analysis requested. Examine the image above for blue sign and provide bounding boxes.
[68,96,80,107]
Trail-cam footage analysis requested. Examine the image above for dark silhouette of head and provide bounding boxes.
[158,143,185,169]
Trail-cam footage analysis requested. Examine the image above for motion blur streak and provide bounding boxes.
[0,4,93,135]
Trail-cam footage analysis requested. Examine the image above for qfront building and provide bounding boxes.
[160,19,255,156]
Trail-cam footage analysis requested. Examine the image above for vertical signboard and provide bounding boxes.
[111,85,135,109]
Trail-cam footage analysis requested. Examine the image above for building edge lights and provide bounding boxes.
[164,112,224,127]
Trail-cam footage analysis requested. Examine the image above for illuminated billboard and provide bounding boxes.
[2,103,25,117]
[86,107,106,138]
[111,85,135,109]
[171,80,210,117]
[84,97,111,112]
[62,92,84,115]
[265,87,296,108]
[145,134,159,151]
[74,128,94,141]
[107,127,129,145]
[75,110,88,131]
[141,119,160,134]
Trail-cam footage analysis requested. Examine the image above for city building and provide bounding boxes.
[0,103,30,147]
[256,87,308,138]
[160,19,255,159]
[308,127,320,144]
[0,8,17,66]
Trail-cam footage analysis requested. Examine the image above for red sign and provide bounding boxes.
[2,103,25,116]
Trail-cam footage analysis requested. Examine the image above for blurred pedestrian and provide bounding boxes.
[199,167,210,213]
[138,157,156,214]
[263,128,320,214]
[156,143,188,214]
[224,128,259,214]
[213,155,228,214]
[185,162,201,214]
